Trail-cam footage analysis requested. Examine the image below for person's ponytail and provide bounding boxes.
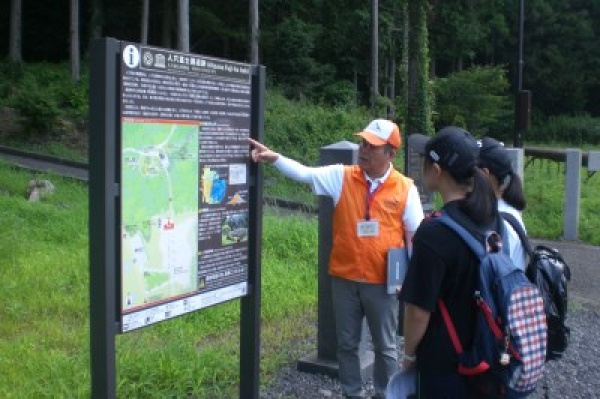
[501,173,526,211]
[459,169,498,226]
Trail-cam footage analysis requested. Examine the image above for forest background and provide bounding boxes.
[2,0,600,153]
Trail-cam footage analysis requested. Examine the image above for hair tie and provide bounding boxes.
[500,173,512,191]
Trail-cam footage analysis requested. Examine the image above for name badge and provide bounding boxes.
[357,219,379,237]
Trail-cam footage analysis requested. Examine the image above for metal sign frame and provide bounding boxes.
[89,37,264,399]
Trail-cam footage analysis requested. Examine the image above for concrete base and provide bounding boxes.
[296,350,375,381]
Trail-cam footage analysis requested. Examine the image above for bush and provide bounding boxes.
[432,65,512,138]
[0,61,89,137]
[264,89,371,165]
[0,61,25,102]
[264,17,336,102]
[313,80,357,108]
[527,114,600,145]
[262,90,373,204]
[11,74,62,134]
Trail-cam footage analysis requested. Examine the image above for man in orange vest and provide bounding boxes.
[249,120,424,398]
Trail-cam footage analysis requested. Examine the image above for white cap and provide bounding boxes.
[355,119,401,148]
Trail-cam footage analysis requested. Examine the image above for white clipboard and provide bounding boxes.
[387,248,409,294]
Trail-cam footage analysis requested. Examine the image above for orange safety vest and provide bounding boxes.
[329,165,412,283]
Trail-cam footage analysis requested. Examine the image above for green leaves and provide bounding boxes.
[432,65,511,138]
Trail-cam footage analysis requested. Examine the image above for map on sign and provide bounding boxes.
[121,120,199,311]
[201,167,227,204]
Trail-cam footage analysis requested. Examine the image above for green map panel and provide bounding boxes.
[121,120,199,311]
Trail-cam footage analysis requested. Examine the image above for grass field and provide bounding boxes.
[0,152,598,397]
[0,161,319,397]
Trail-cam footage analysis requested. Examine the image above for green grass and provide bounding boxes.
[0,161,318,397]
[523,159,600,244]
[1,147,598,397]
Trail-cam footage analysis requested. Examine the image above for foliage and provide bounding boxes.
[313,80,358,108]
[0,61,24,98]
[0,61,89,136]
[429,0,509,71]
[10,74,62,133]
[526,114,600,145]
[262,16,336,101]
[261,88,372,203]
[2,0,600,118]
[311,1,371,87]
[264,89,371,165]
[432,65,512,138]
[522,0,600,116]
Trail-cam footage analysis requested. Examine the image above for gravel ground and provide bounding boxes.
[261,304,599,398]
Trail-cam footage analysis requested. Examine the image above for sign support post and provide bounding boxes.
[239,65,265,399]
[89,37,120,399]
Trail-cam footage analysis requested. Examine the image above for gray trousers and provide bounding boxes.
[331,276,399,397]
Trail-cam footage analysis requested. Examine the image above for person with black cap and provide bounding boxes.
[478,137,528,270]
[398,126,498,398]
[248,119,424,399]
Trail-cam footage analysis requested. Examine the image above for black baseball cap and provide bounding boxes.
[478,137,513,181]
[408,126,480,179]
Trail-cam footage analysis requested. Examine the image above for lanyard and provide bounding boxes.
[365,180,383,220]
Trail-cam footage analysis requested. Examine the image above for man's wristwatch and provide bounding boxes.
[403,353,416,362]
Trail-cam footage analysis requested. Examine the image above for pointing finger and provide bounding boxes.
[248,137,268,152]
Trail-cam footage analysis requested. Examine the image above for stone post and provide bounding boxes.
[563,149,581,240]
[505,147,525,182]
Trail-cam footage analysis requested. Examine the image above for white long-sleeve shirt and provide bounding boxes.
[272,155,424,256]
[499,198,528,270]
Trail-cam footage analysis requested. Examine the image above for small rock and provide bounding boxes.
[27,179,55,202]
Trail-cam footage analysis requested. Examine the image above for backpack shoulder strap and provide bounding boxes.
[436,212,487,260]
[500,211,533,256]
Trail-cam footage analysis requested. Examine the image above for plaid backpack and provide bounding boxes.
[436,212,547,398]
[501,212,571,361]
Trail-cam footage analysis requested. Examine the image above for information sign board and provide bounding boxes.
[119,42,252,332]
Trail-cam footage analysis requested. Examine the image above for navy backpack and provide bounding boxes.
[436,213,547,398]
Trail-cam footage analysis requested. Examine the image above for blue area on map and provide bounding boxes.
[210,180,226,203]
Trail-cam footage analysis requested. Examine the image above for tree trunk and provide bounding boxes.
[370,0,379,110]
[90,0,103,39]
[9,0,22,63]
[70,0,80,81]
[400,2,409,114]
[249,0,259,64]
[162,0,173,48]
[387,57,396,119]
[354,67,359,106]
[141,0,149,44]
[406,0,432,136]
[178,0,189,52]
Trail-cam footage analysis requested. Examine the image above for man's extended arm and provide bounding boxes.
[248,137,343,201]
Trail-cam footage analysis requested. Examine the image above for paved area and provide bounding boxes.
[531,238,600,310]
[0,146,88,181]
